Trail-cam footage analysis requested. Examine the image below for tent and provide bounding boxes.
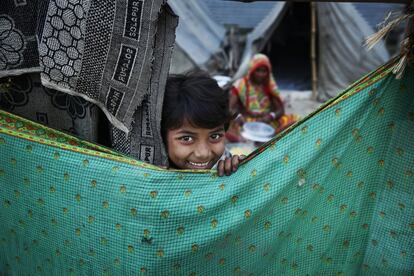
[167,0,228,74]
[169,0,404,100]
[254,2,401,100]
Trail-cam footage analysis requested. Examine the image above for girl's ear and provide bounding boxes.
[225,113,239,131]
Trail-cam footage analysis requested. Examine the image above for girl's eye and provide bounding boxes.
[179,136,193,143]
[210,133,223,141]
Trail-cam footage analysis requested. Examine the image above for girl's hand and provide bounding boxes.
[217,155,246,176]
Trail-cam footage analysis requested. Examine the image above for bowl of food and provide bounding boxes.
[241,122,275,142]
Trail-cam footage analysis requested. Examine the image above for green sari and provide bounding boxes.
[0,60,413,275]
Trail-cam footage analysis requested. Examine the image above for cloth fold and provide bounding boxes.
[0,59,413,275]
[0,73,104,143]
[0,0,176,135]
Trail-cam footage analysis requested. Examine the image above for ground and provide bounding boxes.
[280,90,321,119]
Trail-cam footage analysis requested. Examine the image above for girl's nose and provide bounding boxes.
[194,143,211,159]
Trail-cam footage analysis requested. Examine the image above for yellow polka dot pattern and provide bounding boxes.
[0,62,413,275]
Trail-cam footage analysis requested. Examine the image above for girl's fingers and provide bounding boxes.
[232,155,239,171]
[224,157,232,176]
[217,160,225,177]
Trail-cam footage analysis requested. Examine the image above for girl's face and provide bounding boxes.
[251,66,268,84]
[166,120,226,170]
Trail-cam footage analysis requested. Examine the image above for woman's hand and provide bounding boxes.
[217,155,246,176]
[261,114,273,124]
[254,113,273,124]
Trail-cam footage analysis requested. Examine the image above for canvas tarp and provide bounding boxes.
[167,0,227,73]
[232,2,390,100]
[115,1,397,99]
[316,3,390,101]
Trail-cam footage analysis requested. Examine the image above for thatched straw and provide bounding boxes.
[365,13,411,50]
[365,2,414,79]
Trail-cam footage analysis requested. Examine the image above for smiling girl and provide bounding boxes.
[161,71,244,176]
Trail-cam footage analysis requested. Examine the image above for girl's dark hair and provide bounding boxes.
[161,70,231,138]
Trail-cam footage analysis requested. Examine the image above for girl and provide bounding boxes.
[161,71,244,176]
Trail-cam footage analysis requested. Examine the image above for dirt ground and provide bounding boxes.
[280,90,322,118]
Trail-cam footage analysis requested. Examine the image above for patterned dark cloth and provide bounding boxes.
[0,73,107,144]
[0,1,40,76]
[110,6,177,165]
[0,0,178,166]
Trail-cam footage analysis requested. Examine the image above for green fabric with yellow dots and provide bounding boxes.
[0,61,413,275]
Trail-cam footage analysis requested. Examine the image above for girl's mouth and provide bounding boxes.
[187,160,211,168]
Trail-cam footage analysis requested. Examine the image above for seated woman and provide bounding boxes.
[227,53,298,142]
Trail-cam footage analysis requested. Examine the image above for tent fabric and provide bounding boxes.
[204,0,283,30]
[1,59,413,275]
[232,2,391,99]
[232,3,287,80]
[317,3,390,101]
[168,0,285,74]
[168,0,226,68]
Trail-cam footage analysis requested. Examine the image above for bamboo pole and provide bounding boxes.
[404,4,414,63]
[310,2,318,100]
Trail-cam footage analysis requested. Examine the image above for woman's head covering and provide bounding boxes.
[247,53,272,80]
[245,53,278,95]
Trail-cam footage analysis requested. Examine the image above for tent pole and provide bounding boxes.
[403,2,414,64]
[310,2,318,100]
